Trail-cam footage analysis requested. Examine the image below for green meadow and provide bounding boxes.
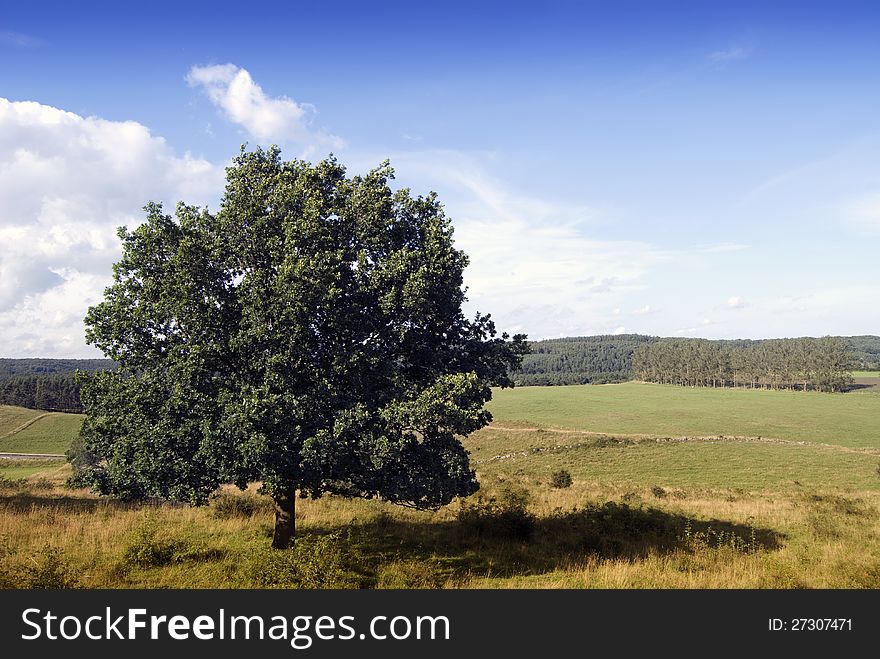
[486,382,880,448]
[0,406,83,455]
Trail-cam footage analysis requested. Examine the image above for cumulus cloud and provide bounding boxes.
[632,304,657,316]
[0,98,223,356]
[727,296,747,309]
[186,64,343,151]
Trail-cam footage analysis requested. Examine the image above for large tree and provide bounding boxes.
[73,147,528,548]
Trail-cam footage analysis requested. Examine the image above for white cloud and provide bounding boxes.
[707,46,749,64]
[186,64,343,152]
[0,97,224,357]
[632,304,657,316]
[727,296,747,309]
[368,150,669,339]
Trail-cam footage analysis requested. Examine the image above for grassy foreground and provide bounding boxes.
[2,468,878,589]
[2,384,880,588]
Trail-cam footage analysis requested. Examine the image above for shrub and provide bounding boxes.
[550,469,573,489]
[457,483,535,541]
[22,546,79,588]
[651,485,667,499]
[0,543,78,589]
[680,520,761,554]
[247,531,360,588]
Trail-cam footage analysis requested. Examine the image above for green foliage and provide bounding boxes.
[513,334,657,386]
[457,483,535,540]
[549,469,573,489]
[74,147,528,546]
[0,541,78,589]
[247,531,361,588]
[680,520,762,554]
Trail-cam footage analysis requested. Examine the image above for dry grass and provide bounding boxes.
[2,464,878,589]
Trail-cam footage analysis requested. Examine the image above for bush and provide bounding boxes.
[458,483,535,541]
[550,469,573,489]
[247,531,361,588]
[651,485,667,499]
[0,542,78,589]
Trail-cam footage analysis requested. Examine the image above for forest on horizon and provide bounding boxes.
[1,334,878,411]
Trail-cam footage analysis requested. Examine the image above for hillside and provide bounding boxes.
[0,405,83,455]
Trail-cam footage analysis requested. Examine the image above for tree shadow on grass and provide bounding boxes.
[0,492,161,514]
[308,501,785,581]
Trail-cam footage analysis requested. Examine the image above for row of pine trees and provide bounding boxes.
[0,374,84,412]
[632,337,854,392]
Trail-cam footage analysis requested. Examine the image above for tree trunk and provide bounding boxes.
[272,489,296,549]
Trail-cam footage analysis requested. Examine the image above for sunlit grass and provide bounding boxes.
[487,382,880,448]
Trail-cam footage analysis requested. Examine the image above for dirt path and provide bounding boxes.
[0,412,55,440]
[0,452,65,459]
[486,423,880,456]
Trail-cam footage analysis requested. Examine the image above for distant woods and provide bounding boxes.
[0,335,877,412]
[514,334,879,389]
[0,359,114,413]
[512,334,656,386]
[633,337,854,392]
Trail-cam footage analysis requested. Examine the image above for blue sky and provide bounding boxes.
[1,1,879,357]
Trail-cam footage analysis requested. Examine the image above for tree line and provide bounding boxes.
[632,337,854,392]
[512,334,657,385]
[0,359,114,412]
[0,374,83,412]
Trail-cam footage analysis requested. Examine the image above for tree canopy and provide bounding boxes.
[73,147,528,547]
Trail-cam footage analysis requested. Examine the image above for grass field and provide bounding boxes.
[2,384,880,589]
[0,406,82,455]
[486,382,880,448]
[851,370,880,379]
[464,427,880,493]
